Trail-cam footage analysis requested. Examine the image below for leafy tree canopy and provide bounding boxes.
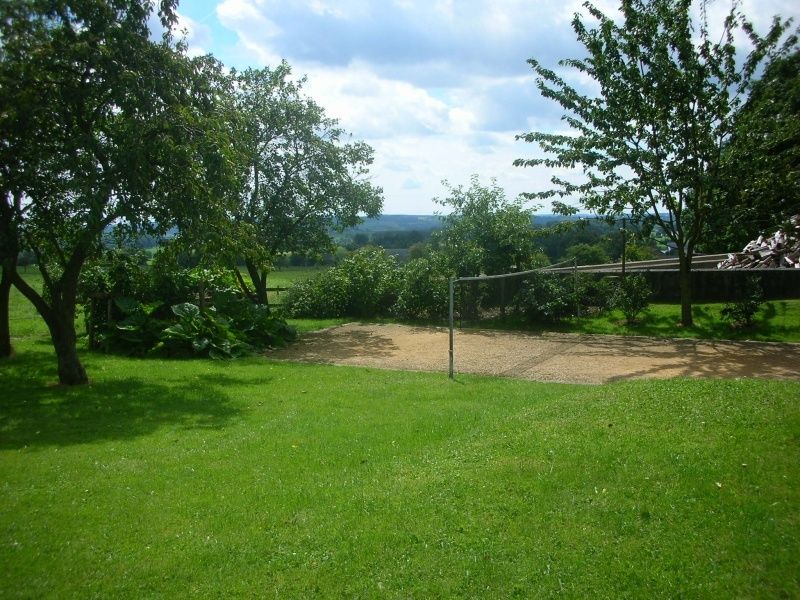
[432,175,540,277]
[0,0,240,383]
[703,49,800,251]
[226,63,383,305]
[515,0,797,325]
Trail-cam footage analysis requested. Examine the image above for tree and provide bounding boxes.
[0,1,239,384]
[515,0,797,325]
[432,175,538,277]
[564,242,611,266]
[228,64,383,307]
[703,49,800,251]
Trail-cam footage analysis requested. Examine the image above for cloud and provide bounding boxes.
[209,0,800,214]
[216,0,581,85]
[175,12,214,57]
[301,63,478,139]
[402,178,423,190]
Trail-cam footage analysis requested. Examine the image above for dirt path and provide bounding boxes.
[269,323,800,384]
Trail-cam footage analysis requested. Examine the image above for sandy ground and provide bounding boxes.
[268,323,800,384]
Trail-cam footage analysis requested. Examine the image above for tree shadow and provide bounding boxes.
[0,349,251,450]
[269,327,398,362]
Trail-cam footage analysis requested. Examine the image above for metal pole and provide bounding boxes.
[621,217,627,281]
[574,257,580,318]
[448,277,455,379]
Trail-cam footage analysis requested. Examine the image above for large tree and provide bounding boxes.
[229,63,383,307]
[702,49,800,251]
[0,1,239,384]
[515,0,796,325]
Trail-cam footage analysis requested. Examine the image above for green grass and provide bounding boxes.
[2,272,800,597]
[268,265,328,287]
[234,265,327,307]
[472,299,800,343]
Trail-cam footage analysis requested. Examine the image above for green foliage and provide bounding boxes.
[223,63,384,304]
[107,298,167,355]
[564,243,610,266]
[283,247,400,318]
[704,50,800,252]
[78,249,151,348]
[721,277,764,329]
[394,256,453,320]
[157,303,250,359]
[212,293,297,348]
[575,274,616,315]
[433,175,538,276]
[78,251,296,356]
[513,273,575,323]
[611,275,653,324]
[516,0,796,326]
[150,249,239,308]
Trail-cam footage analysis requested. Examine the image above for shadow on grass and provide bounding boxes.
[0,348,250,451]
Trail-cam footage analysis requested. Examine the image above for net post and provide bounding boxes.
[573,257,580,318]
[448,277,455,379]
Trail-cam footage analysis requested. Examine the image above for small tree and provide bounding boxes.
[433,175,538,277]
[515,0,796,326]
[564,243,611,266]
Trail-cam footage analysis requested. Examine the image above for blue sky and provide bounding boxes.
[174,0,798,214]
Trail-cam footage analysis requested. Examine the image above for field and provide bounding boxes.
[2,272,799,597]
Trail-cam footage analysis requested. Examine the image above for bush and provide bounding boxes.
[102,298,168,355]
[283,247,400,318]
[721,276,763,329]
[156,303,251,359]
[394,256,452,320]
[513,273,575,323]
[81,250,296,356]
[611,274,652,323]
[213,292,297,347]
[79,249,150,348]
[580,274,617,315]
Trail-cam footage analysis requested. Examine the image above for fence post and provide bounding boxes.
[573,257,580,318]
[449,277,455,379]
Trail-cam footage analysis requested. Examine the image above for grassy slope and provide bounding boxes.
[2,273,799,597]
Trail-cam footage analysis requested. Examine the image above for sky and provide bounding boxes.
[173,0,798,215]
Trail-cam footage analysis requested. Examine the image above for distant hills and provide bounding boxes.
[344,213,583,235]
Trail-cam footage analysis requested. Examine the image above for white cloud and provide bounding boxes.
[208,0,800,214]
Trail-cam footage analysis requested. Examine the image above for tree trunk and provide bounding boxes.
[245,259,269,308]
[46,310,88,385]
[0,190,19,359]
[677,248,693,327]
[0,260,13,358]
[12,265,89,386]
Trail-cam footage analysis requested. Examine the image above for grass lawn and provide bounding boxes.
[2,273,799,597]
[467,299,800,343]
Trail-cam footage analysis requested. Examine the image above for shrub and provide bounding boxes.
[721,276,763,329]
[149,251,239,309]
[103,298,168,355]
[513,272,575,323]
[213,292,297,347]
[283,247,400,318]
[394,256,452,320]
[575,274,616,316]
[156,303,250,359]
[611,274,652,323]
[79,249,150,348]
